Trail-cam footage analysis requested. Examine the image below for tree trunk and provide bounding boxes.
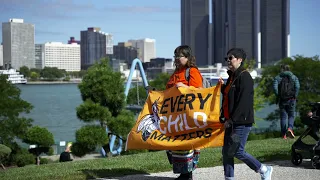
[0,163,5,170]
[37,156,40,165]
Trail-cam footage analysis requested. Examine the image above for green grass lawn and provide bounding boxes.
[0,138,296,180]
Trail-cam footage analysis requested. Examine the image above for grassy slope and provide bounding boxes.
[0,138,296,180]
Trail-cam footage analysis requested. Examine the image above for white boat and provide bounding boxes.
[0,69,27,84]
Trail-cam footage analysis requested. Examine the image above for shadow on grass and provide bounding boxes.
[82,168,176,180]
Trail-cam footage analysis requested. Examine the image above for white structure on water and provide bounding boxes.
[0,69,27,84]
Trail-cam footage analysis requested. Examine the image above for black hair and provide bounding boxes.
[280,64,290,71]
[227,48,247,61]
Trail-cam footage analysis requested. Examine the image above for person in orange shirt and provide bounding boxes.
[219,48,273,180]
[165,45,202,180]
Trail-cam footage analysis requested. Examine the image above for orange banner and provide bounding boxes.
[125,84,224,151]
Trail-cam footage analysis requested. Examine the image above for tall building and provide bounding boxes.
[128,38,156,63]
[80,27,106,70]
[181,0,209,67]
[68,37,80,44]
[212,0,290,67]
[35,44,44,69]
[113,42,138,65]
[212,0,258,65]
[260,0,290,65]
[43,42,80,72]
[106,33,113,55]
[0,45,3,67]
[2,19,35,69]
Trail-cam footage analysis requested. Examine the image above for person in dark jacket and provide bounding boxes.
[219,48,273,180]
[273,65,300,139]
[59,142,73,162]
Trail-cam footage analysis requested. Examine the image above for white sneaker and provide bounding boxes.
[260,166,273,180]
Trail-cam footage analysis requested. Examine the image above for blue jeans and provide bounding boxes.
[280,99,296,136]
[222,124,262,177]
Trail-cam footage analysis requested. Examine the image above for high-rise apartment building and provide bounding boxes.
[212,0,290,67]
[0,45,3,67]
[106,33,113,55]
[128,38,156,63]
[181,0,209,67]
[212,0,258,65]
[2,19,35,69]
[43,42,80,72]
[80,27,106,70]
[113,42,138,65]
[260,0,290,65]
[35,44,44,69]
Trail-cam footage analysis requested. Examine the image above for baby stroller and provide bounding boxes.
[291,102,320,169]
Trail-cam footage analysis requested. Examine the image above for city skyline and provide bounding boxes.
[0,0,318,60]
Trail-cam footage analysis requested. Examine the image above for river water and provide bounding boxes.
[16,83,277,143]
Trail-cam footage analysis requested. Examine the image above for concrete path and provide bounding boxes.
[100,160,320,180]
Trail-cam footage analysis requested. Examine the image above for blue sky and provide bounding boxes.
[0,0,318,59]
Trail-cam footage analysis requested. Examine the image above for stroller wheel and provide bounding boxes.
[311,156,320,169]
[291,153,302,165]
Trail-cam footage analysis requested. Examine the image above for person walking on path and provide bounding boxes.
[273,64,300,139]
[219,48,273,180]
[165,45,203,180]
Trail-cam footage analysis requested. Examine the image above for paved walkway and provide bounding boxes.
[100,160,320,180]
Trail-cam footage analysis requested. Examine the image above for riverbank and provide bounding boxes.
[25,79,143,85]
[26,80,81,84]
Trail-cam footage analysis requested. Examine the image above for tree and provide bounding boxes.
[72,125,107,157]
[23,126,54,165]
[243,59,256,71]
[242,59,265,115]
[78,70,87,78]
[19,66,30,78]
[127,85,148,105]
[69,70,87,78]
[255,55,320,128]
[0,75,35,166]
[40,67,64,80]
[30,68,41,74]
[126,73,170,105]
[63,76,71,81]
[149,73,171,90]
[0,144,11,170]
[107,110,136,137]
[30,72,40,81]
[75,58,135,156]
[0,75,33,145]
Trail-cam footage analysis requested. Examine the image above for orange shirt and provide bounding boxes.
[166,67,203,89]
[223,77,233,119]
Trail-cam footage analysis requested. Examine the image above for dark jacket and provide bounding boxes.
[220,66,254,125]
[273,71,300,102]
[59,151,73,162]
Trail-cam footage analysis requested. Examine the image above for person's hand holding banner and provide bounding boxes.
[125,84,224,151]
